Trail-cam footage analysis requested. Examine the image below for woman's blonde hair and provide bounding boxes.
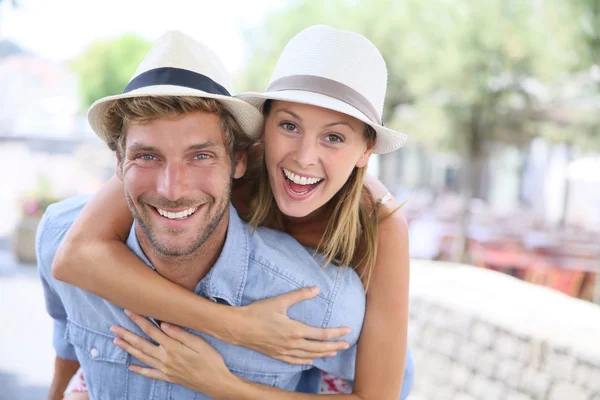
[247,100,382,291]
[102,96,254,163]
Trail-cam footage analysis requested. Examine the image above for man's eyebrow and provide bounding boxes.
[127,142,220,153]
[323,121,357,132]
[274,108,303,121]
[128,143,159,153]
[187,141,220,151]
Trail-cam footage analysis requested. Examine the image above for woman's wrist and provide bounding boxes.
[203,372,250,400]
[199,302,244,345]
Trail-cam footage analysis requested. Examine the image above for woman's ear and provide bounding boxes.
[355,147,374,168]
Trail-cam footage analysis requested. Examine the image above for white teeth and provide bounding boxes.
[283,168,323,186]
[157,207,198,220]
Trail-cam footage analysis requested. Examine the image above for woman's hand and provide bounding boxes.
[230,287,351,364]
[111,310,234,396]
[114,310,363,400]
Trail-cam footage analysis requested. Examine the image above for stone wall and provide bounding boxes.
[407,261,600,400]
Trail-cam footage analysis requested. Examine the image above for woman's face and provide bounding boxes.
[263,100,373,218]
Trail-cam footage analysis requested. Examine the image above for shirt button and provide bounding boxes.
[90,347,99,359]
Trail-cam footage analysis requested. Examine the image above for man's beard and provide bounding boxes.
[125,186,230,258]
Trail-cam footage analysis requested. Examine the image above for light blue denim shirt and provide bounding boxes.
[38,195,414,399]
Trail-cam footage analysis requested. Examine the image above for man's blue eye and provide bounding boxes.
[140,155,155,160]
[195,154,210,160]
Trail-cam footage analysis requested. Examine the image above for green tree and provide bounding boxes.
[71,34,152,109]
[572,0,600,67]
[535,0,600,226]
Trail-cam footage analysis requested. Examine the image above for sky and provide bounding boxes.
[0,0,284,75]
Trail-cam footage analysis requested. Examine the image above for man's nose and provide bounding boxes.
[292,136,318,169]
[156,162,189,201]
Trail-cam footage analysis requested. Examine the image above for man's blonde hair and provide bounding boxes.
[101,96,254,162]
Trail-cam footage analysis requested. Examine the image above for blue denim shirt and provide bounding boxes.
[38,195,414,399]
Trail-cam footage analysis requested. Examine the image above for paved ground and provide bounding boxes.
[0,249,53,400]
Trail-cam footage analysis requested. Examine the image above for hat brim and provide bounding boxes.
[237,90,408,154]
[88,85,264,145]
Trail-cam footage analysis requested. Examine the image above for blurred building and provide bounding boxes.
[0,41,113,240]
[0,40,82,138]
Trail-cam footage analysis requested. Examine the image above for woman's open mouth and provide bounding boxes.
[281,168,324,197]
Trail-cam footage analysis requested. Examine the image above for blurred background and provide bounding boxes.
[1,0,599,399]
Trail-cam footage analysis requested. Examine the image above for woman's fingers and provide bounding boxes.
[113,336,161,369]
[160,323,212,355]
[124,309,173,345]
[128,364,169,382]
[293,337,350,354]
[300,324,352,342]
[281,347,338,359]
[275,338,348,361]
[268,287,320,310]
[110,325,163,358]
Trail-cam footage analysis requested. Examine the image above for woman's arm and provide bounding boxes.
[52,176,350,363]
[112,176,411,400]
[352,182,410,399]
[238,180,411,399]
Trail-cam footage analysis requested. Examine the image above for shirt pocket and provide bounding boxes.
[228,367,280,388]
[66,320,129,400]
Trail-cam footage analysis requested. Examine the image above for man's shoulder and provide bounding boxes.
[245,226,366,344]
[249,227,327,276]
[247,226,364,296]
[249,227,319,264]
[41,195,92,228]
[36,194,91,270]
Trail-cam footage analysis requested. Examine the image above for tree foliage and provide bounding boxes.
[239,0,584,151]
[571,0,600,67]
[70,34,152,109]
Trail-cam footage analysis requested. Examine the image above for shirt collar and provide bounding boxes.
[126,203,250,306]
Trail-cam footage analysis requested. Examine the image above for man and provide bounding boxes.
[38,31,412,399]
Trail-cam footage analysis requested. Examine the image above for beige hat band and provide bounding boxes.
[266,75,382,125]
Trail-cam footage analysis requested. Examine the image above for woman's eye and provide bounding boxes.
[281,122,297,132]
[325,134,344,143]
[195,153,211,160]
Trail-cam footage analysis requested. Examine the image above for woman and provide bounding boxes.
[55,25,412,399]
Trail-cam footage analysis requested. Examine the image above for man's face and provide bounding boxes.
[117,110,246,258]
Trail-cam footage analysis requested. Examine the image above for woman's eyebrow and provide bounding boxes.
[275,108,302,121]
[323,121,356,132]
